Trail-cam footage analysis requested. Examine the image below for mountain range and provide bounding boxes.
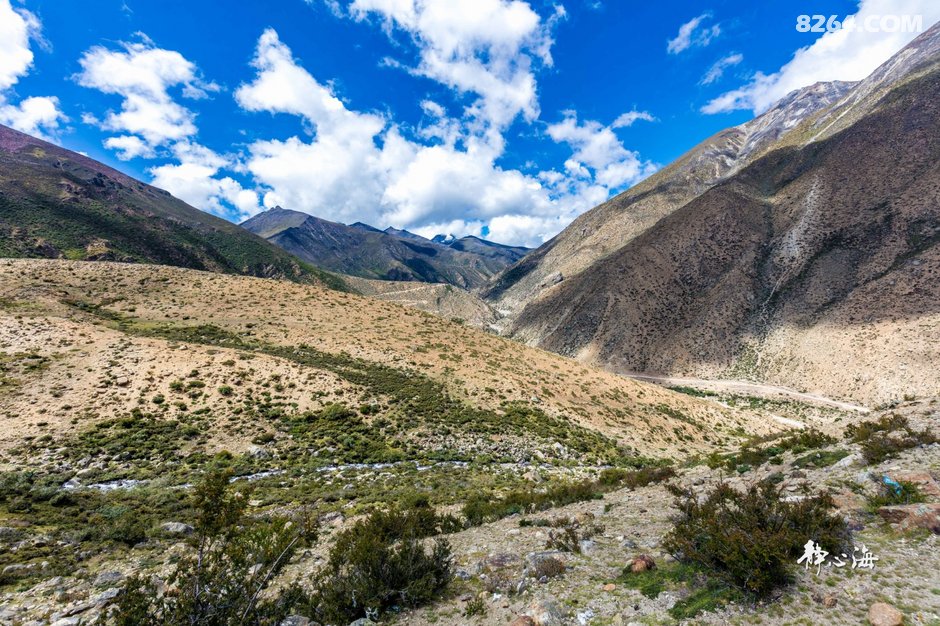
[241,207,528,288]
[486,21,940,405]
[2,21,939,409]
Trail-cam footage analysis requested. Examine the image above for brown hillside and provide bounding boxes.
[510,65,940,405]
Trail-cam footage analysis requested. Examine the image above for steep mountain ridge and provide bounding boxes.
[483,79,856,318]
[0,124,344,289]
[505,23,940,405]
[243,207,528,288]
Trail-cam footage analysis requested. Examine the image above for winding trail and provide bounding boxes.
[622,372,871,414]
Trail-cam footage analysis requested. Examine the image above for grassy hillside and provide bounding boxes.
[0,124,347,290]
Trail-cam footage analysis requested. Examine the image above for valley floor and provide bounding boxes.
[0,260,937,626]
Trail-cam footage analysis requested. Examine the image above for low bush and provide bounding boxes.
[663,480,850,598]
[114,470,312,626]
[846,416,938,464]
[620,562,743,620]
[463,596,487,617]
[598,466,676,489]
[867,480,926,510]
[531,556,566,579]
[304,507,453,624]
[792,449,850,469]
[462,480,601,526]
[709,429,837,472]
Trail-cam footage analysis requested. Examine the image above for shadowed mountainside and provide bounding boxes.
[242,207,528,289]
[0,124,346,290]
[499,23,940,405]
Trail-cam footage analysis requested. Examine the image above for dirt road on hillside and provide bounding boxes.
[622,373,871,413]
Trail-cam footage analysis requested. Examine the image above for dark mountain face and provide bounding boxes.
[499,23,940,404]
[480,81,857,315]
[0,124,346,289]
[242,208,529,289]
[435,233,530,263]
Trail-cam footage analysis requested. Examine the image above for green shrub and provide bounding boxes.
[545,519,601,554]
[663,480,850,598]
[304,507,453,623]
[867,480,926,510]
[711,430,837,472]
[462,480,601,526]
[844,415,908,442]
[463,595,487,617]
[846,416,938,464]
[531,556,565,579]
[620,562,743,619]
[114,470,311,626]
[598,466,676,489]
[792,449,849,469]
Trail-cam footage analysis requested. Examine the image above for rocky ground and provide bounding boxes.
[1,399,937,625]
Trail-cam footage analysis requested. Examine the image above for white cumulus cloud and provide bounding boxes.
[150,141,262,218]
[235,26,656,247]
[77,35,260,220]
[76,35,219,154]
[702,0,940,114]
[546,112,657,189]
[0,0,65,139]
[343,0,563,131]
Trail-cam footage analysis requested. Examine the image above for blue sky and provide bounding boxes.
[1,0,937,245]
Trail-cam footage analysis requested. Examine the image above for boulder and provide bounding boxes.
[832,489,866,512]
[578,539,597,554]
[877,503,940,533]
[94,587,122,605]
[868,602,903,626]
[834,453,862,468]
[510,617,537,626]
[93,571,124,587]
[319,511,345,526]
[479,552,521,574]
[891,471,940,498]
[161,522,195,535]
[528,598,565,626]
[628,555,656,573]
[574,512,595,525]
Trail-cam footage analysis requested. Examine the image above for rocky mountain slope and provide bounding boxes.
[0,124,344,289]
[345,275,500,329]
[243,207,528,289]
[495,22,940,406]
[482,81,855,318]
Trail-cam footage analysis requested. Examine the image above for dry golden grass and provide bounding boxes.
[0,259,780,459]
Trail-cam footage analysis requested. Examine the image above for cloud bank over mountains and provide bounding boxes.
[3,0,938,246]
